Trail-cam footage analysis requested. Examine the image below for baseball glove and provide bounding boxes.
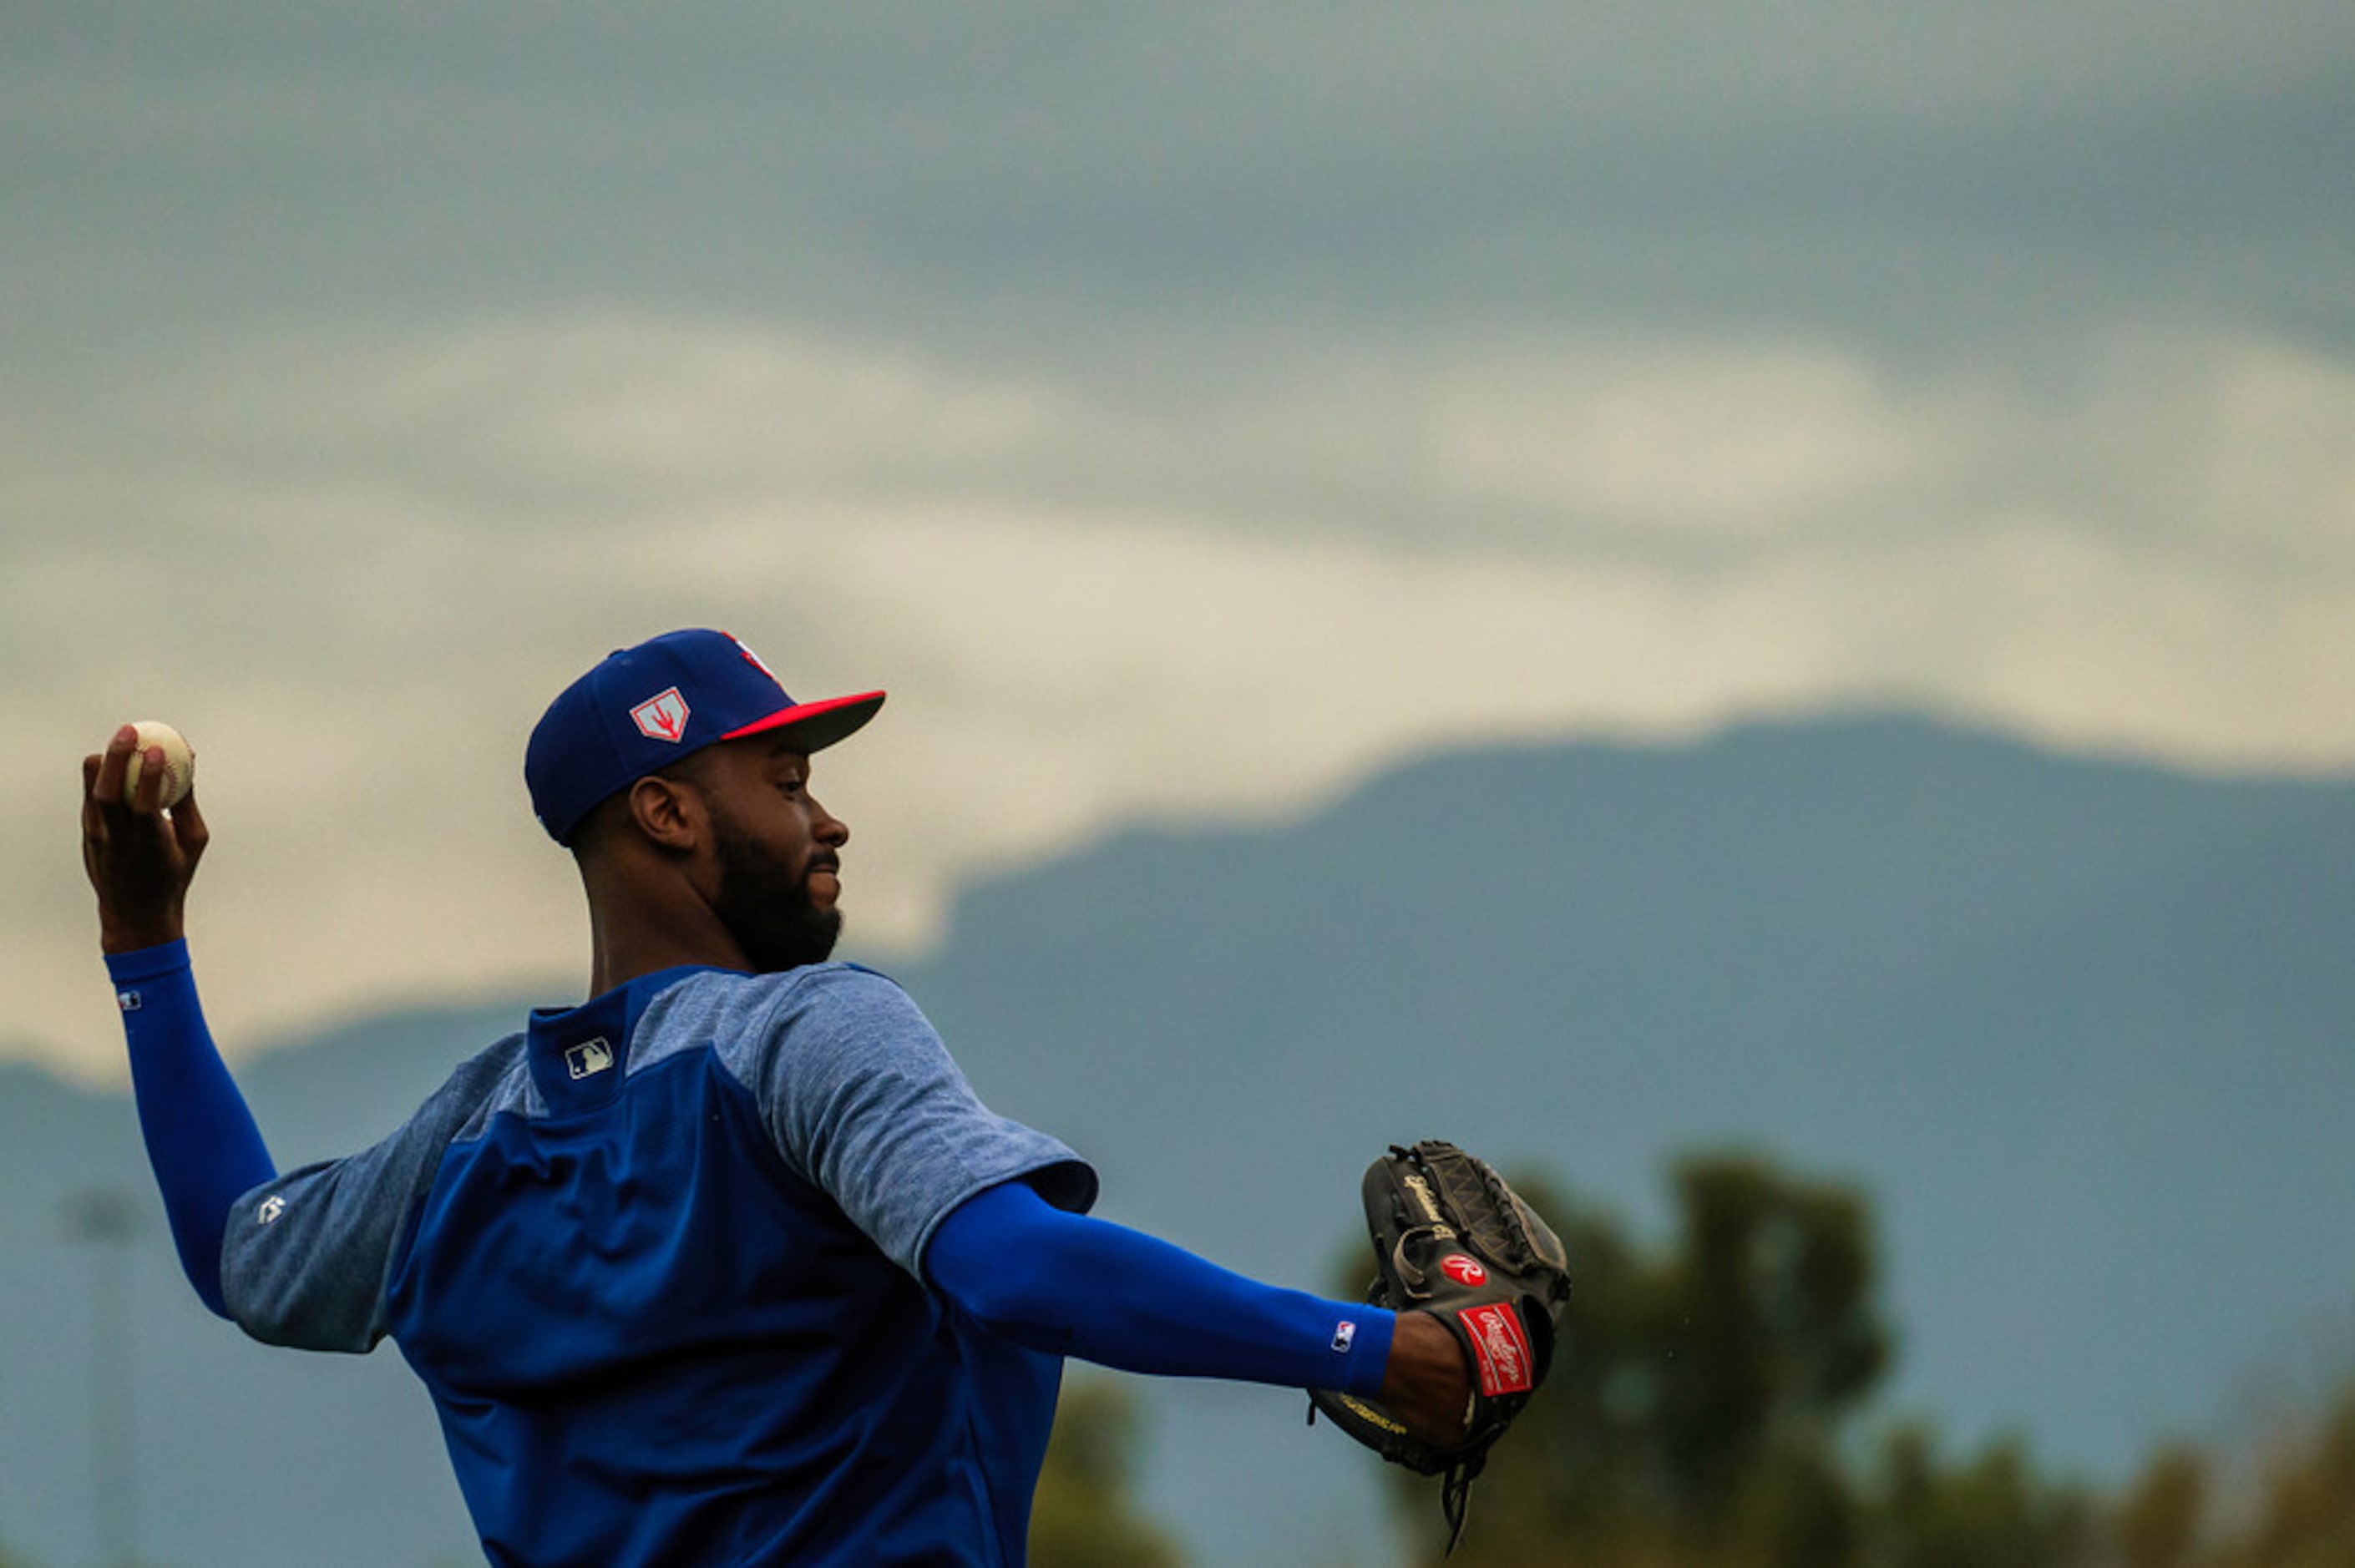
[1309,1141,1572,1553]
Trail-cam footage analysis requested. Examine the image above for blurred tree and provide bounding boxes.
[1654,1156,1888,1530]
[1860,1424,2094,1568]
[2210,1377,2355,1567]
[2102,1374,2355,1568]
[2110,1444,2207,1568]
[1365,1153,1895,1566]
[1360,1151,2115,1568]
[1029,1377,1185,1568]
[1340,1148,2355,1568]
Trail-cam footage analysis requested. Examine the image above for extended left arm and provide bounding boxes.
[926,1180,1395,1396]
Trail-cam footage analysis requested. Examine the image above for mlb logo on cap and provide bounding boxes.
[524,629,884,844]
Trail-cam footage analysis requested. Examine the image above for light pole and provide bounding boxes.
[62,1190,139,1568]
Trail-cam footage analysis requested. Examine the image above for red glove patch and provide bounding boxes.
[1460,1302,1535,1397]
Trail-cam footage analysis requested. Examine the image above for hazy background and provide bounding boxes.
[8,720,2354,1565]
[5,4,2353,1562]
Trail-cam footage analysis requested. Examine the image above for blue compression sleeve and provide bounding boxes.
[105,940,277,1319]
[926,1181,1394,1397]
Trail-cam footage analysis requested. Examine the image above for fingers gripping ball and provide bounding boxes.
[124,721,196,808]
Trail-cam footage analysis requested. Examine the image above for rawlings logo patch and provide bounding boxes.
[631,687,691,742]
[1461,1302,1534,1396]
[1441,1254,1488,1287]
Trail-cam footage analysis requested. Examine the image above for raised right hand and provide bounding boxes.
[82,724,210,954]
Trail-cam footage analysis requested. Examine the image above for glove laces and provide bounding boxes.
[1439,1454,1482,1556]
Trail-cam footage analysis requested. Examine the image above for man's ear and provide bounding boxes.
[626,773,703,852]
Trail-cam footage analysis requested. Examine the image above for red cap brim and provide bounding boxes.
[720,690,886,753]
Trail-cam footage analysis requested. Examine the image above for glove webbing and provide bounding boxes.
[1419,1144,1547,1274]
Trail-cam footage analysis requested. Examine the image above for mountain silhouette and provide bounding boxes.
[3,715,2347,1566]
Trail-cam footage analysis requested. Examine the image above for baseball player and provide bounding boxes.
[81,628,1473,1566]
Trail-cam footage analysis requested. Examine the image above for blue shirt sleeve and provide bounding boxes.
[703,964,1098,1277]
[217,1035,525,1353]
[105,940,277,1318]
[926,1181,1395,1398]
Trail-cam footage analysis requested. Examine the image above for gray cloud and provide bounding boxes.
[8,311,2353,1078]
[8,4,2351,1072]
[11,3,2349,355]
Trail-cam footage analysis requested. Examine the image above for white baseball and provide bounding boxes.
[124,720,196,808]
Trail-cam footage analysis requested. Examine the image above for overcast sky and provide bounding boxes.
[8,3,2352,1080]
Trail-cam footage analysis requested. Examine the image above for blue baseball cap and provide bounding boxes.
[525,629,884,844]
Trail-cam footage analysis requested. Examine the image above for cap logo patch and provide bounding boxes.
[725,632,783,687]
[1441,1254,1488,1287]
[631,687,691,742]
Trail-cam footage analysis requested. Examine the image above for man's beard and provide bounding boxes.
[707,807,842,973]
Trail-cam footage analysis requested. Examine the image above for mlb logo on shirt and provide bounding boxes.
[566,1038,615,1080]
